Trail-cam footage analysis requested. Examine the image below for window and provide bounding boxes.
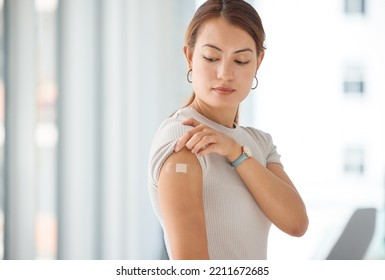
[35,0,59,259]
[343,64,365,96]
[343,80,365,94]
[0,0,4,260]
[345,0,366,15]
[344,147,365,175]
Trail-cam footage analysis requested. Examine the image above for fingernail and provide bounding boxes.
[174,145,180,152]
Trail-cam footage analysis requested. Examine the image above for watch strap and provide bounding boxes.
[229,151,249,168]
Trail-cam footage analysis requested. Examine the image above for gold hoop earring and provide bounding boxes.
[251,76,258,90]
[187,69,193,83]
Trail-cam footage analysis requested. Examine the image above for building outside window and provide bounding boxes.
[345,0,366,15]
[343,64,365,96]
[344,147,365,175]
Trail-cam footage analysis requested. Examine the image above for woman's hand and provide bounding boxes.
[174,118,241,161]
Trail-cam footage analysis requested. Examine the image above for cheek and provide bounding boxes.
[236,69,255,87]
[192,63,214,83]
[243,64,257,81]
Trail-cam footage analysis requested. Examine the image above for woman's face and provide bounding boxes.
[185,17,263,110]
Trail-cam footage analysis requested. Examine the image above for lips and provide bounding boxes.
[212,86,235,95]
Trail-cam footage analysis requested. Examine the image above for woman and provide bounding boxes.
[148,0,308,260]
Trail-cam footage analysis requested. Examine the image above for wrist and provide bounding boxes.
[228,145,253,168]
[226,143,242,163]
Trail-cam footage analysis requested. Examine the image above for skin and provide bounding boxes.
[158,17,309,260]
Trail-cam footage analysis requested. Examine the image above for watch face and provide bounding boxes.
[243,146,252,157]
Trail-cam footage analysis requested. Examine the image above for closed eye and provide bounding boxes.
[235,60,250,65]
[203,56,219,62]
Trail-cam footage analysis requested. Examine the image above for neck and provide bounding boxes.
[191,100,237,128]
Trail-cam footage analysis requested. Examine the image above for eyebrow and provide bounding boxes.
[202,43,254,54]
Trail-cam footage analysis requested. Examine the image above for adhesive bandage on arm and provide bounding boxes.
[164,162,198,175]
[165,162,187,173]
[175,163,188,173]
[161,146,202,177]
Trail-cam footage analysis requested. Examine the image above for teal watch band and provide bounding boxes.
[229,153,249,168]
[229,146,252,168]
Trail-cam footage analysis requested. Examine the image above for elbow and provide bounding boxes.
[291,224,308,237]
[290,214,309,237]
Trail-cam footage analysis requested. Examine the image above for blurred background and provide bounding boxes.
[0,0,384,260]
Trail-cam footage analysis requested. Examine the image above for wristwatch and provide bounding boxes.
[229,146,252,168]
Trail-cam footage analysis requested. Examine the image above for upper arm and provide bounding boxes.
[158,147,209,259]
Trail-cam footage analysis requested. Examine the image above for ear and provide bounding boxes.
[184,45,193,69]
[256,50,265,73]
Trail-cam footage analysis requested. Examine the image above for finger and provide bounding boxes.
[175,128,197,152]
[182,118,201,127]
[189,134,214,154]
[175,125,208,152]
[176,128,208,152]
[185,132,205,151]
[196,143,217,156]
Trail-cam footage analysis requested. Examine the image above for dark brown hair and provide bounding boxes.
[183,0,266,124]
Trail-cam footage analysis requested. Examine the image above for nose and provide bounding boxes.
[217,61,234,81]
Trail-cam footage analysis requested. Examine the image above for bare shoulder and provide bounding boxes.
[159,147,202,181]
